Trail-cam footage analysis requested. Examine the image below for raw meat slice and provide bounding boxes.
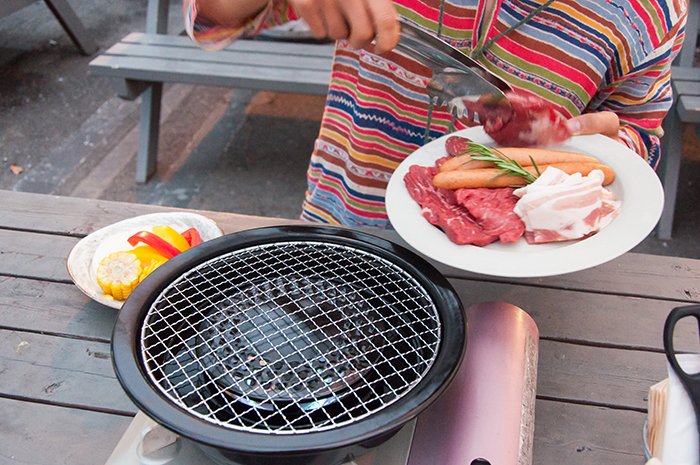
[445,135,473,157]
[403,164,498,246]
[512,167,621,244]
[454,188,525,243]
[462,91,571,147]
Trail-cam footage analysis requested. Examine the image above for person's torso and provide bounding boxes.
[303,0,682,226]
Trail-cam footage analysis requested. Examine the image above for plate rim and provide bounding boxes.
[385,127,664,278]
[66,212,224,309]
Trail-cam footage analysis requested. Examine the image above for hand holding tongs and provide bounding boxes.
[394,20,512,117]
[663,305,700,458]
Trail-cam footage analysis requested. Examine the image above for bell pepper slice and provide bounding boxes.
[181,227,203,246]
[130,245,168,263]
[127,231,181,259]
[152,225,191,252]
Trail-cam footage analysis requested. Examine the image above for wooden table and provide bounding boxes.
[2,189,698,465]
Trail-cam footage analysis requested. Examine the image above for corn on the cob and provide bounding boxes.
[96,251,142,301]
[139,259,166,283]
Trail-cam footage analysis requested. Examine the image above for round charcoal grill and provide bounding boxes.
[113,226,465,465]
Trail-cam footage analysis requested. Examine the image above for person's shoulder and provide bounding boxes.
[636,0,687,20]
[620,0,688,35]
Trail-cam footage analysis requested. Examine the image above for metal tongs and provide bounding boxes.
[394,20,512,118]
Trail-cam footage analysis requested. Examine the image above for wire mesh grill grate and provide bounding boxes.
[140,241,441,434]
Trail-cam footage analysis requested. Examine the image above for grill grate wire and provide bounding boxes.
[140,241,441,434]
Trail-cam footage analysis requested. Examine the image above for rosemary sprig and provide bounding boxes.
[459,141,540,184]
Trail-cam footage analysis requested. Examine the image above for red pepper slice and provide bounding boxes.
[127,231,181,259]
[181,227,203,247]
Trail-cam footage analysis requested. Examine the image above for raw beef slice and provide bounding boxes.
[454,188,525,243]
[463,91,571,147]
[404,164,498,246]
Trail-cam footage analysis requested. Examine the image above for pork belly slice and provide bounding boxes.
[513,167,621,244]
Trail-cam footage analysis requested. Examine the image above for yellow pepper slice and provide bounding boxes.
[152,225,191,252]
[130,245,168,264]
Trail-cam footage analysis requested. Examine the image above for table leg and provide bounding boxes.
[43,0,97,55]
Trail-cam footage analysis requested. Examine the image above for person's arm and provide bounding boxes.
[183,0,294,50]
[183,0,399,53]
[287,0,399,53]
[196,0,268,25]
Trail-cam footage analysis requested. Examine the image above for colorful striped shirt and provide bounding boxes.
[184,0,687,228]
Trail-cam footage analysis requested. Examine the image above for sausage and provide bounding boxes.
[433,163,616,189]
[439,147,599,172]
[439,157,494,171]
[433,168,527,189]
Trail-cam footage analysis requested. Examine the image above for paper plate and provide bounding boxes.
[66,212,223,309]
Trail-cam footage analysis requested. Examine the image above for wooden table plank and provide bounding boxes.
[0,329,135,414]
[0,397,132,465]
[0,190,288,237]
[534,399,646,465]
[451,280,697,350]
[0,277,116,340]
[437,253,700,303]
[0,320,664,415]
[0,397,645,465]
[0,230,77,282]
[537,340,664,411]
[2,280,669,412]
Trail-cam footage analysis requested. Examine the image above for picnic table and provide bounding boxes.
[1,189,698,465]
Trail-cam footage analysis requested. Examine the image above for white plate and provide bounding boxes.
[386,127,664,278]
[66,212,224,309]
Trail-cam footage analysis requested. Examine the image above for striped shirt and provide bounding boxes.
[184,0,687,228]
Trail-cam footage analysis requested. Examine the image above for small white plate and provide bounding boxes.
[66,212,223,309]
[385,127,664,278]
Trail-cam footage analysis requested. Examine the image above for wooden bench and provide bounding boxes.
[88,0,334,183]
[1,0,96,55]
[657,0,700,239]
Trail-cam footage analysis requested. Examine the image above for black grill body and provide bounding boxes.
[112,226,466,465]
